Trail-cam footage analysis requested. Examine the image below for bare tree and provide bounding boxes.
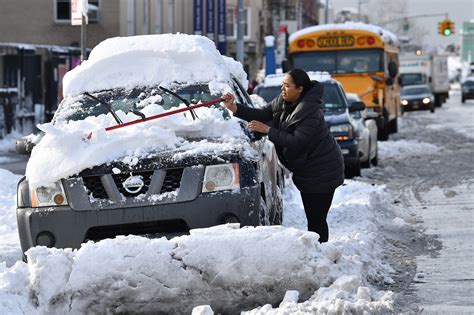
[365,0,428,46]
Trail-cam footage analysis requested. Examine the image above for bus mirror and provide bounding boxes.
[388,61,398,78]
[281,60,291,73]
[371,75,383,82]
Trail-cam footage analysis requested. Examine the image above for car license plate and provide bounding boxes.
[412,104,419,109]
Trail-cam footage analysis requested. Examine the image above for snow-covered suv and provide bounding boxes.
[16,34,283,254]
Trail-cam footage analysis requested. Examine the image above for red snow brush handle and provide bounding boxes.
[86,98,224,140]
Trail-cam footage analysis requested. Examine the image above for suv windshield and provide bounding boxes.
[54,84,225,124]
[401,87,430,96]
[255,82,346,114]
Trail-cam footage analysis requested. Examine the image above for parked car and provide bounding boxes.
[400,84,435,113]
[15,34,284,255]
[254,72,362,178]
[461,76,474,103]
[346,93,379,168]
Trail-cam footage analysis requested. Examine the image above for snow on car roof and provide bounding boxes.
[63,34,248,97]
[263,71,333,87]
[289,22,399,47]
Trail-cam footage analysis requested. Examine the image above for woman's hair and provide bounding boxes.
[287,68,311,91]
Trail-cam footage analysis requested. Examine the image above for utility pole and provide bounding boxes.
[325,0,329,24]
[236,0,244,65]
[167,0,174,33]
[81,14,87,61]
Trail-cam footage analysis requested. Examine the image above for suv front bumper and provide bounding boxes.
[17,186,260,253]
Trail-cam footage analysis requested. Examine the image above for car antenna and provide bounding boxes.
[84,92,123,125]
[158,86,199,120]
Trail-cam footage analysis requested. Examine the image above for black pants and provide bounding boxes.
[300,190,335,243]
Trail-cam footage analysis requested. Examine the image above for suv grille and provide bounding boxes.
[82,176,108,199]
[84,219,189,242]
[82,168,184,200]
[160,168,184,193]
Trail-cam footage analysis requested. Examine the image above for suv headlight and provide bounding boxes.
[202,163,240,193]
[30,181,68,207]
[330,124,354,140]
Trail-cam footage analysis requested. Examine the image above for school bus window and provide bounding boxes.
[291,49,383,74]
[292,51,337,73]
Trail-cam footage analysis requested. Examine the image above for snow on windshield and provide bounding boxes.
[26,34,253,188]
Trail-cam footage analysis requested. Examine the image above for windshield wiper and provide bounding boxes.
[158,86,198,120]
[84,92,123,125]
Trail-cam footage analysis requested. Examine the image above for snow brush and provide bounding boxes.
[86,98,224,140]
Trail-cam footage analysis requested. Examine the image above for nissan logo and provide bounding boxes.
[123,175,145,194]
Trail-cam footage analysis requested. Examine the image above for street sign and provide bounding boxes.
[71,0,88,26]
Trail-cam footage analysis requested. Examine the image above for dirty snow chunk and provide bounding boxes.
[392,217,407,227]
[192,305,214,315]
[379,139,440,159]
[244,276,394,314]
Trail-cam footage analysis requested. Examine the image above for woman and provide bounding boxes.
[222,69,344,243]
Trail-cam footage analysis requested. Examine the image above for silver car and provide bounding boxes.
[346,93,379,168]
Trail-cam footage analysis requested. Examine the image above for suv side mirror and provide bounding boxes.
[349,101,366,112]
[16,137,35,155]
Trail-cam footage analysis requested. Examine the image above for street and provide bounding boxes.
[361,87,474,313]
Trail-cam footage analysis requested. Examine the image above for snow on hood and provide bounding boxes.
[26,104,253,188]
[26,34,254,188]
[289,22,399,47]
[63,34,248,97]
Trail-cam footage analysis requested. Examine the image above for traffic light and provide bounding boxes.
[438,19,455,36]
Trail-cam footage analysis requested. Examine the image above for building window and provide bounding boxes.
[54,0,100,23]
[226,7,251,39]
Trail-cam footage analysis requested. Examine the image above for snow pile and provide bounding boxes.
[63,34,248,97]
[0,169,22,267]
[0,174,396,314]
[378,139,440,159]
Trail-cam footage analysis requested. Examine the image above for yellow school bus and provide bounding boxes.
[286,23,400,140]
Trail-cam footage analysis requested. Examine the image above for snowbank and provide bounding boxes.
[0,174,396,314]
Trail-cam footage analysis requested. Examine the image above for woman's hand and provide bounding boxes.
[248,120,270,134]
[221,92,237,113]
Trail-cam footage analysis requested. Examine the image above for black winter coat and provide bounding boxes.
[235,81,344,193]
